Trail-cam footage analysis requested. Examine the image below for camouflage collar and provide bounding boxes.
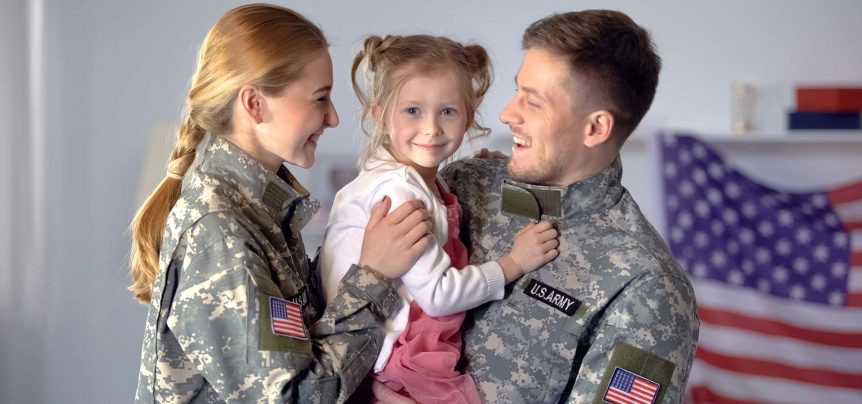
[501,157,624,222]
[198,135,319,226]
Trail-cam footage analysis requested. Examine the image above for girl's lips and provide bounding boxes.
[413,143,445,149]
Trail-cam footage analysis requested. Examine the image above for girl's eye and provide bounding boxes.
[441,107,457,116]
[406,107,419,115]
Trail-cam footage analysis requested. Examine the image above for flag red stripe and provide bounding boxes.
[607,388,647,404]
[852,252,862,266]
[273,320,304,329]
[689,385,761,404]
[847,292,862,307]
[273,322,305,334]
[632,388,656,398]
[273,321,304,331]
[605,390,633,404]
[696,347,862,389]
[698,307,862,347]
[629,390,653,402]
[845,221,862,231]
[634,380,658,391]
[273,328,305,337]
[829,182,862,205]
[605,389,629,404]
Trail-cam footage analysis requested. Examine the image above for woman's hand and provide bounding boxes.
[359,196,432,279]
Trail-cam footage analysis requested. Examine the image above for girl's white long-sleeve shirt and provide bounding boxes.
[318,147,506,371]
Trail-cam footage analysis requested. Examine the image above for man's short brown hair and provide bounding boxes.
[523,10,661,140]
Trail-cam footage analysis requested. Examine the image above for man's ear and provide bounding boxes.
[239,85,264,124]
[583,110,614,148]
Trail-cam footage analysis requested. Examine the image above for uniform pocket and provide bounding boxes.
[298,376,338,403]
[492,277,587,401]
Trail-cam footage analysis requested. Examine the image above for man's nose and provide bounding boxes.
[500,97,520,126]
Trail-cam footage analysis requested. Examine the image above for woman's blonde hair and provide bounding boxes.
[351,35,493,167]
[129,4,327,303]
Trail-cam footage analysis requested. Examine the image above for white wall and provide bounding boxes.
[1,0,46,403]
[2,1,861,402]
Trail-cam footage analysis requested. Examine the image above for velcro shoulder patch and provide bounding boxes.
[257,291,311,354]
[593,342,675,404]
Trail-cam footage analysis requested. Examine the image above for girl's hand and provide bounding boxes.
[497,221,559,282]
[473,147,508,159]
[359,196,432,279]
[371,380,416,404]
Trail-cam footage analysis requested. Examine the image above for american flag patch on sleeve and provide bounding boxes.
[603,367,660,404]
[269,296,307,340]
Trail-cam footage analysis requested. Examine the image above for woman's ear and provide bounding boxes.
[583,110,614,148]
[239,85,264,124]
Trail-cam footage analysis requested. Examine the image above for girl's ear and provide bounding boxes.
[371,104,382,125]
[239,85,264,124]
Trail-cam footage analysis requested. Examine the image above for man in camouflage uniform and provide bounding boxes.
[135,135,414,403]
[442,10,699,403]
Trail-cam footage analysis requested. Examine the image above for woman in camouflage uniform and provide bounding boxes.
[128,4,431,403]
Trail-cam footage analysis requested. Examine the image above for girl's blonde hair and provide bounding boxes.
[351,35,493,167]
[129,4,327,303]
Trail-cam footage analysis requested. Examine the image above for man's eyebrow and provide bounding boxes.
[514,76,546,101]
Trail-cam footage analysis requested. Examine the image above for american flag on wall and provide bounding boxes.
[660,134,862,403]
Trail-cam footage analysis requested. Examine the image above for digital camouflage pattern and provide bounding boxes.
[135,135,400,403]
[443,157,699,403]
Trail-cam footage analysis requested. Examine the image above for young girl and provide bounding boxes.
[319,35,559,403]
[129,5,433,403]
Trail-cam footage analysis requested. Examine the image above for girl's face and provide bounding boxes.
[385,68,468,178]
[257,51,339,169]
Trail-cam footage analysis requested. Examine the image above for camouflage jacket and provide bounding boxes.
[442,157,699,403]
[135,135,400,403]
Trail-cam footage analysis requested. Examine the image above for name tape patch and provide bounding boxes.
[524,278,581,316]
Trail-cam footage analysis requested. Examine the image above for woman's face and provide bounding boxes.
[256,50,339,169]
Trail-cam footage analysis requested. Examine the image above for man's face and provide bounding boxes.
[501,48,590,186]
